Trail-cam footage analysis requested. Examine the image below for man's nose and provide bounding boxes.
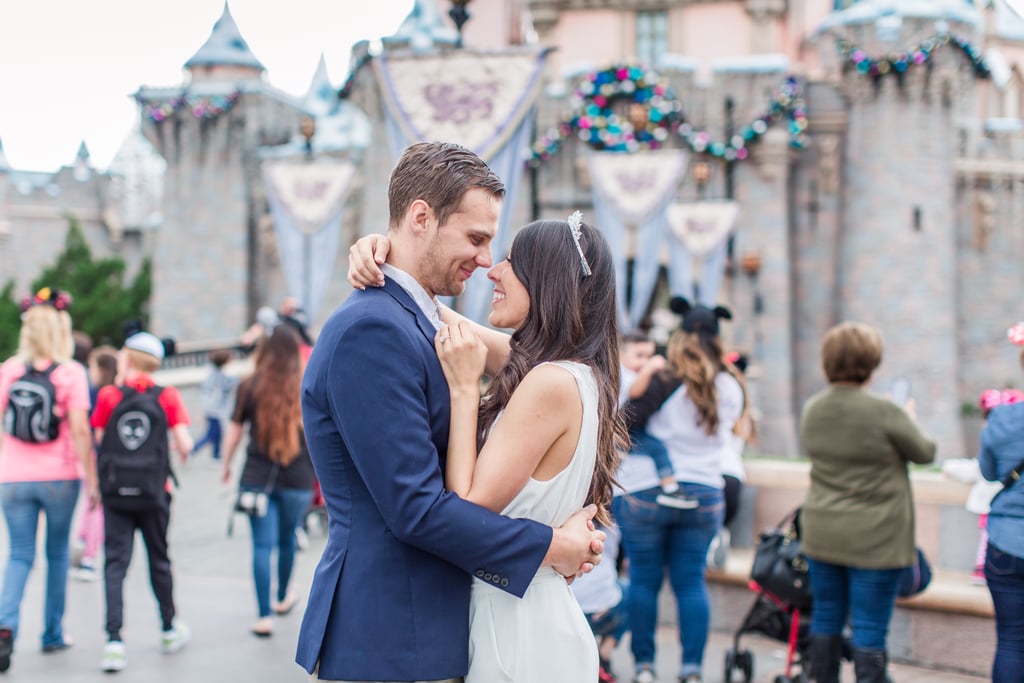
[476,248,493,269]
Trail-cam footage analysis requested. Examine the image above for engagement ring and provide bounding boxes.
[438,336,450,343]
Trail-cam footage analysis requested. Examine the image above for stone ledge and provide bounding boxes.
[707,548,994,618]
[744,458,970,506]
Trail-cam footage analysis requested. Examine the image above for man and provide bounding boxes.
[297,142,604,683]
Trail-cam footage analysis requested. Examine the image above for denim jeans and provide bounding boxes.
[629,430,674,481]
[247,487,312,617]
[985,542,1024,683]
[193,416,223,459]
[806,557,904,650]
[613,484,723,679]
[0,479,80,648]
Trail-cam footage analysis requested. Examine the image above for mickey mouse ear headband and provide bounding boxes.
[669,296,732,337]
[20,287,72,313]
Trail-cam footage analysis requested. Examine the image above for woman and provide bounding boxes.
[615,297,747,683]
[800,321,935,683]
[221,326,315,638]
[350,214,625,682]
[978,329,1024,683]
[0,288,98,670]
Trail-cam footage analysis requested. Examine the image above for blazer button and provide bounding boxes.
[491,575,500,584]
[484,573,493,581]
[500,578,509,587]
[475,569,485,578]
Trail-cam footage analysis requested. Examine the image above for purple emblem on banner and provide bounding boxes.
[423,82,499,124]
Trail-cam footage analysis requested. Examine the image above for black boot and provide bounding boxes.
[808,634,842,683]
[852,648,888,683]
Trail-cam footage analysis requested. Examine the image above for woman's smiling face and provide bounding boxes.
[487,256,530,330]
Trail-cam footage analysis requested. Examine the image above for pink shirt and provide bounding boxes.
[0,357,90,483]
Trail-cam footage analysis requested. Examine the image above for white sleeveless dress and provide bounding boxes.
[466,361,600,683]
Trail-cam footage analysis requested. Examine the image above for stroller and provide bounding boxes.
[723,508,815,683]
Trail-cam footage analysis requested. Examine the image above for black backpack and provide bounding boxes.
[3,364,60,443]
[98,385,171,511]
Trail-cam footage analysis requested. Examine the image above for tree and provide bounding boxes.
[0,217,152,359]
[0,282,21,360]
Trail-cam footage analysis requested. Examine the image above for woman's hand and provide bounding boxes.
[435,322,486,397]
[347,234,390,289]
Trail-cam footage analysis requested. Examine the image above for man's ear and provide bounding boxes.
[407,199,436,235]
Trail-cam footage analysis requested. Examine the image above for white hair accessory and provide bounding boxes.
[567,211,592,277]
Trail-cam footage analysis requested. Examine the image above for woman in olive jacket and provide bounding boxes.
[799,322,936,683]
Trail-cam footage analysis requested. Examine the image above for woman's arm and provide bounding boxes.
[347,234,512,375]
[221,421,245,484]
[439,304,510,377]
[884,404,937,465]
[170,425,193,464]
[438,325,578,512]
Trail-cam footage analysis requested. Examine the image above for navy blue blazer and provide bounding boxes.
[295,278,552,681]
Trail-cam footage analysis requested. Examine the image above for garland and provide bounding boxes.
[679,76,807,161]
[137,90,241,123]
[836,32,990,81]
[528,67,807,167]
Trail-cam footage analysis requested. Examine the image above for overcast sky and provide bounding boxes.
[0,0,413,172]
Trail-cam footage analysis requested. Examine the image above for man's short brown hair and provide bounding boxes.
[387,142,505,230]
[821,321,883,384]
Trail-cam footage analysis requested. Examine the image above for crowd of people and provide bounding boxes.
[0,140,1021,683]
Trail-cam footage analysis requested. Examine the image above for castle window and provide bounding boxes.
[636,10,668,69]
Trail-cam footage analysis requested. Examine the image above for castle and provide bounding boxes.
[1,0,1022,458]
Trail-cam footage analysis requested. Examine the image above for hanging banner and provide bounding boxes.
[376,48,549,323]
[263,160,357,322]
[586,149,689,226]
[667,201,739,257]
[667,201,740,306]
[374,49,548,162]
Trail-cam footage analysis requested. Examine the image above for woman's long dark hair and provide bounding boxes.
[250,326,304,466]
[477,219,628,523]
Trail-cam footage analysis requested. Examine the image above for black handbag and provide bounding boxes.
[750,508,812,611]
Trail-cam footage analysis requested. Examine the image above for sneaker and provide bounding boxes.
[161,621,190,654]
[633,667,657,683]
[706,527,731,569]
[41,635,72,653]
[101,641,126,673]
[969,568,987,586]
[295,526,310,551]
[72,563,100,582]
[0,625,12,673]
[656,490,699,510]
[679,676,702,683]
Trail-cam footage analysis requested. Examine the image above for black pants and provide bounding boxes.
[723,475,743,527]
[103,495,175,640]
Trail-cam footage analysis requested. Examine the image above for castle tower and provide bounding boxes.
[823,0,981,457]
[138,3,306,341]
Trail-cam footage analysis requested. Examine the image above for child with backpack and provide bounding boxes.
[90,332,192,673]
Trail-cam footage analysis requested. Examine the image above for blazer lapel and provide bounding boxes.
[381,278,439,345]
